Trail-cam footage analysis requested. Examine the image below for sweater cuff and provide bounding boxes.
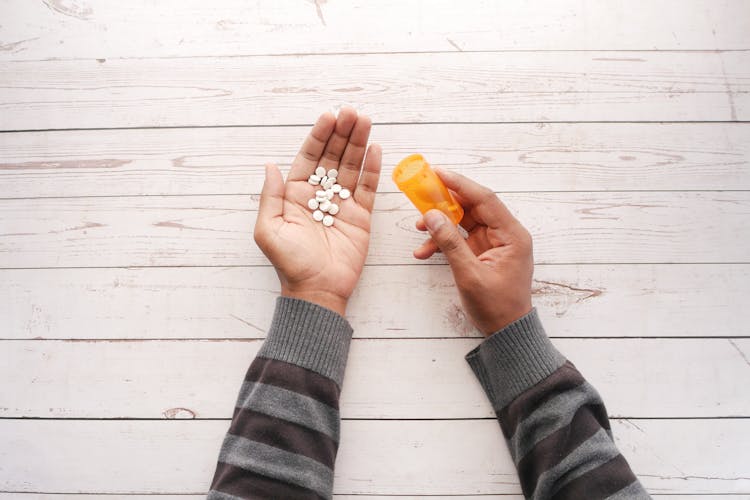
[465,308,566,411]
[257,296,354,388]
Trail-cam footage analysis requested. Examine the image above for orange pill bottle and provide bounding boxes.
[392,154,464,224]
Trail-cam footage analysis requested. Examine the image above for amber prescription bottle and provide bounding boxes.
[392,154,464,224]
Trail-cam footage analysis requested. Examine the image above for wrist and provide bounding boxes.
[281,287,348,317]
[477,303,533,336]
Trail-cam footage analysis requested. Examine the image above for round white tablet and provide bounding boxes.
[315,166,326,177]
[307,198,319,210]
[328,203,339,215]
[312,210,324,222]
[327,169,338,179]
[339,188,351,200]
[322,215,334,227]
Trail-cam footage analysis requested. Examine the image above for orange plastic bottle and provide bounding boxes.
[392,154,464,224]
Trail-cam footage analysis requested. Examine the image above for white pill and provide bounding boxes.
[315,166,326,177]
[328,203,339,215]
[320,175,328,185]
[322,214,334,227]
[308,175,321,185]
[315,190,326,198]
[325,189,334,199]
[307,198,319,210]
[327,169,338,179]
[319,200,332,212]
[312,209,324,222]
[323,178,335,189]
[339,188,351,200]
[332,183,342,193]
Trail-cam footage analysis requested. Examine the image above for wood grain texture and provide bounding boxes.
[2,264,747,340]
[2,123,750,198]
[1,419,748,494]
[2,0,749,59]
[1,51,748,130]
[2,338,747,419]
[1,496,744,500]
[1,192,748,268]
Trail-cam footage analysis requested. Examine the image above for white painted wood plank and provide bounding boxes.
[1,192,748,267]
[2,123,750,197]
[2,338,747,419]
[2,496,743,500]
[1,51,748,130]
[0,496,520,500]
[1,419,747,494]
[2,0,749,59]
[1,264,747,340]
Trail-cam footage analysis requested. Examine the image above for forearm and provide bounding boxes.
[466,309,650,499]
[208,297,353,500]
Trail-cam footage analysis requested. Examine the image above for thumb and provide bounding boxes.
[423,209,476,274]
[256,163,284,232]
[258,163,284,219]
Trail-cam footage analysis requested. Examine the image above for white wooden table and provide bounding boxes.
[1,1,749,498]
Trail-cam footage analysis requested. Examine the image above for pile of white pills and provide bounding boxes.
[307,166,351,227]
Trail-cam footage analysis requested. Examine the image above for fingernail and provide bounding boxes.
[424,210,446,232]
[433,167,451,179]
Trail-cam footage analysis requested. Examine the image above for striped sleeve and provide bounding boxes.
[465,309,651,500]
[208,296,353,500]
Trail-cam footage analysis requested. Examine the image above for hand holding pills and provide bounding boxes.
[413,169,534,335]
[254,107,381,316]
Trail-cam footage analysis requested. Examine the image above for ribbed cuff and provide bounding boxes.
[465,308,566,411]
[257,296,354,388]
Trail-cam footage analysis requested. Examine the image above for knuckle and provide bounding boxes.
[479,188,497,204]
[439,229,463,252]
[301,150,318,162]
[517,227,533,250]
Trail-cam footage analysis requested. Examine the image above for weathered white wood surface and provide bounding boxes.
[2,0,749,496]
[2,338,747,419]
[1,419,748,494]
[2,264,747,339]
[2,0,749,59]
[2,123,750,197]
[1,50,749,130]
[2,496,744,500]
[1,192,748,267]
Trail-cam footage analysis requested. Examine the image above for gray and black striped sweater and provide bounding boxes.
[208,297,650,499]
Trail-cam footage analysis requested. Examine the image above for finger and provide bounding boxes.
[335,114,372,190]
[418,208,477,233]
[455,204,479,232]
[256,163,285,233]
[423,209,477,276]
[287,112,337,182]
[353,144,382,212]
[318,106,358,170]
[466,229,493,255]
[435,168,519,231]
[413,237,439,260]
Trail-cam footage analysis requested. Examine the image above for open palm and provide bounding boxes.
[254,108,382,315]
